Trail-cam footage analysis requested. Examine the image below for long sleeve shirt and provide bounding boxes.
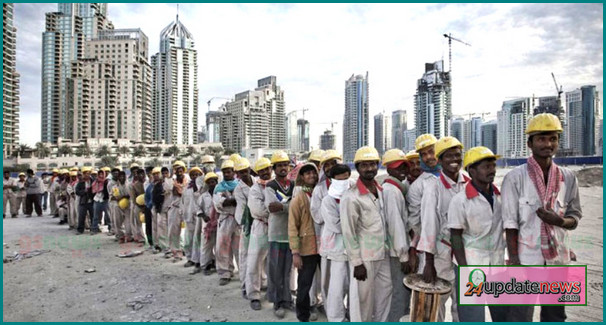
[405,172,437,247]
[234,181,252,225]
[382,180,410,262]
[320,195,348,261]
[288,192,318,256]
[248,183,269,223]
[340,179,388,267]
[264,180,293,243]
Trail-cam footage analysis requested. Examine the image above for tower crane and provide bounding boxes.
[318,121,338,132]
[443,33,471,73]
[206,97,232,112]
[551,72,563,106]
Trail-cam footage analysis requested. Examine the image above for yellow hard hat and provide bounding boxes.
[69,171,78,177]
[59,169,69,175]
[308,150,325,163]
[382,149,408,167]
[70,167,79,172]
[112,187,121,198]
[321,150,342,164]
[91,169,98,174]
[139,212,145,224]
[130,163,140,169]
[136,194,145,206]
[463,146,501,170]
[151,167,162,174]
[119,198,130,210]
[201,155,215,164]
[181,221,186,229]
[52,169,59,173]
[435,136,464,159]
[254,158,272,172]
[204,172,218,182]
[172,160,186,170]
[526,113,563,134]
[18,172,25,177]
[189,166,203,176]
[353,146,380,163]
[113,166,123,171]
[221,159,235,170]
[81,166,93,173]
[405,150,420,160]
[235,158,251,171]
[229,153,242,163]
[270,151,290,164]
[415,134,438,151]
[101,167,111,173]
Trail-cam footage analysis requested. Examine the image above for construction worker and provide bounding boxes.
[24,169,44,217]
[91,169,109,234]
[406,134,439,263]
[3,170,18,218]
[309,149,342,315]
[66,171,79,229]
[418,136,467,322]
[49,169,59,217]
[100,166,113,232]
[182,167,204,267]
[213,159,240,285]
[106,167,122,238]
[129,169,147,243]
[234,158,254,297]
[49,170,65,218]
[265,150,295,318]
[341,146,392,322]
[75,167,95,234]
[200,155,216,174]
[201,172,219,275]
[15,173,26,216]
[502,113,582,322]
[145,167,163,253]
[288,163,321,322]
[307,149,325,169]
[448,146,508,322]
[111,171,131,242]
[41,172,50,212]
[128,163,140,182]
[405,150,422,185]
[167,161,189,259]
[246,158,272,311]
[381,149,416,322]
[320,163,352,322]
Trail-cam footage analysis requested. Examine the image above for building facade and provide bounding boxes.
[41,3,113,143]
[391,109,407,150]
[373,112,391,155]
[566,86,600,156]
[297,119,310,152]
[403,128,416,152]
[151,15,199,145]
[67,29,152,143]
[481,120,497,153]
[3,3,19,158]
[343,72,369,162]
[497,97,532,158]
[449,116,465,144]
[320,130,336,150]
[286,111,299,152]
[414,61,451,139]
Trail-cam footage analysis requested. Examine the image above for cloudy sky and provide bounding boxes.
[14,3,603,151]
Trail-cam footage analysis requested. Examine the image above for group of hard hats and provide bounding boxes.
[354,113,561,170]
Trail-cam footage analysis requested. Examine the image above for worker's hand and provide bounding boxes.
[536,207,564,227]
[223,198,237,207]
[353,264,367,281]
[293,254,303,270]
[401,261,411,274]
[408,247,419,273]
[422,263,437,283]
[268,202,283,213]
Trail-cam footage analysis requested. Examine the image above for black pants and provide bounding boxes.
[296,254,321,322]
[25,194,43,216]
[77,203,94,233]
[268,242,293,307]
[144,206,154,246]
[508,305,566,322]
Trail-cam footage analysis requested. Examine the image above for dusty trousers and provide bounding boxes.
[348,258,392,322]
[238,227,249,291]
[267,241,293,305]
[326,260,349,322]
[215,215,240,279]
[155,210,169,251]
[168,207,184,252]
[246,219,269,300]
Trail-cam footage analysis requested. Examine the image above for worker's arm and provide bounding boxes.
[383,185,409,263]
[501,171,521,265]
[450,229,467,266]
[310,185,325,225]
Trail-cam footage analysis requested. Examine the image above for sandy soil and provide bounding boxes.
[3,166,603,322]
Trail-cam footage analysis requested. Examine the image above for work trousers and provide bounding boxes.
[216,215,240,279]
[201,230,216,267]
[190,216,204,264]
[267,241,293,306]
[508,305,566,322]
[239,228,249,291]
[130,205,144,241]
[112,204,129,239]
[25,193,43,216]
[50,192,57,216]
[349,258,392,322]
[388,256,412,321]
[155,210,169,250]
[326,259,349,322]
[92,201,108,232]
[168,207,184,252]
[3,193,17,216]
[42,192,48,211]
[144,206,154,246]
[68,197,78,228]
[77,203,94,233]
[246,219,269,300]
[295,254,321,322]
[183,215,197,260]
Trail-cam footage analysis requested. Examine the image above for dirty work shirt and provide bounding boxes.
[501,164,582,265]
[406,172,438,247]
[264,179,293,243]
[447,182,505,265]
[382,178,410,262]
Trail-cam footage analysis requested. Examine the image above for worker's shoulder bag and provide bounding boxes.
[242,205,254,237]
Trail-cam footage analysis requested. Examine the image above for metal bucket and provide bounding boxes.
[404,273,452,322]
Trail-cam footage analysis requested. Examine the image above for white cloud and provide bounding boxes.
[14,3,603,153]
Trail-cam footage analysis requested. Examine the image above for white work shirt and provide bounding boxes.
[382,179,410,262]
[320,195,348,261]
[3,177,16,195]
[406,172,438,246]
[448,182,505,266]
[501,164,582,265]
[248,182,269,223]
[233,180,252,225]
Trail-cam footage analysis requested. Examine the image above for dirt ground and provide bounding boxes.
[2,167,603,322]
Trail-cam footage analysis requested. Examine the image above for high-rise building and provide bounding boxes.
[41,3,113,143]
[67,29,152,142]
[206,110,225,144]
[373,112,391,155]
[497,97,532,158]
[151,15,199,145]
[320,130,336,150]
[3,3,19,158]
[403,128,416,152]
[598,119,603,157]
[449,116,465,144]
[469,117,482,148]
[286,111,299,152]
[343,72,369,162]
[219,76,286,152]
[481,120,497,153]
[534,95,567,150]
[566,86,600,156]
[297,119,310,152]
[414,61,451,139]
[391,110,407,150]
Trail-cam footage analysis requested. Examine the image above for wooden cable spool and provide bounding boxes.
[404,273,452,322]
